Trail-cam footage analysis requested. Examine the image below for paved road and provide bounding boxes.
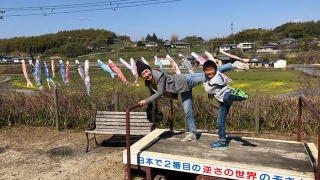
[0,76,11,83]
[0,76,35,93]
[288,64,320,76]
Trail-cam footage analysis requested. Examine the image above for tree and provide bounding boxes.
[182,35,204,43]
[137,41,145,47]
[145,34,152,42]
[151,33,158,42]
[118,35,131,42]
[170,34,179,42]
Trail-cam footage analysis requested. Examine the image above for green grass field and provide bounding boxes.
[2,64,303,97]
[223,70,301,95]
[0,45,306,96]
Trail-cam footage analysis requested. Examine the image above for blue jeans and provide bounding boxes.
[182,63,233,132]
[217,90,244,141]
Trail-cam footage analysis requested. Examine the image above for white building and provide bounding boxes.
[273,59,287,68]
[237,42,255,52]
[146,42,157,47]
[218,44,236,52]
[154,56,171,66]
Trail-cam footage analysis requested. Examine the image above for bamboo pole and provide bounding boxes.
[53,88,60,132]
[255,90,260,136]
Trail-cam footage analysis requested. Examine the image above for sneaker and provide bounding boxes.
[180,133,196,143]
[233,61,250,71]
[231,88,249,100]
[210,141,227,148]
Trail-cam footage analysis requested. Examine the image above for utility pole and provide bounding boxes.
[231,22,233,35]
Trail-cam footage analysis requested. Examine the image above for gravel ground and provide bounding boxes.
[0,126,128,180]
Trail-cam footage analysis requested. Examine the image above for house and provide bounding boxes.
[257,42,279,53]
[154,55,171,66]
[308,38,320,46]
[272,59,287,68]
[163,41,172,48]
[261,61,270,68]
[265,42,278,47]
[12,57,20,63]
[218,44,236,52]
[279,38,298,46]
[247,58,262,68]
[146,41,157,47]
[237,42,255,52]
[172,42,189,49]
[2,56,13,63]
[200,41,207,46]
[257,46,277,53]
[214,55,232,66]
[191,59,200,67]
[184,53,207,67]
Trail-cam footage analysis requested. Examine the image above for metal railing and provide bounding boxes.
[125,99,174,180]
[125,103,140,180]
[298,96,320,180]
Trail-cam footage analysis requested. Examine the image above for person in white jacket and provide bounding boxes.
[203,60,249,148]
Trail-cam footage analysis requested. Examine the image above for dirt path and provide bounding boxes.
[0,126,126,180]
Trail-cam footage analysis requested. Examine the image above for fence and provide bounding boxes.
[298,96,320,179]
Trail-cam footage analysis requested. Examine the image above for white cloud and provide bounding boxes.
[293,19,302,22]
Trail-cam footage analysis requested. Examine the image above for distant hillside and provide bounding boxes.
[208,21,320,50]
[0,28,117,58]
[0,21,320,58]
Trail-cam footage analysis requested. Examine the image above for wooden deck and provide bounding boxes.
[123,129,317,180]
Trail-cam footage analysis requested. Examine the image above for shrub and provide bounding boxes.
[2,88,319,136]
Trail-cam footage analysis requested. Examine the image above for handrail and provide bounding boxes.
[125,103,141,180]
[298,96,320,180]
[125,100,174,180]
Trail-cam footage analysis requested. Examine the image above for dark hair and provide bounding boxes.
[203,60,217,71]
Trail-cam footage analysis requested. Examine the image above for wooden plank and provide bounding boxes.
[85,129,151,135]
[97,111,147,115]
[95,118,149,123]
[87,111,152,136]
[95,115,147,119]
[95,126,152,130]
[307,143,318,162]
[125,129,167,154]
[95,122,153,127]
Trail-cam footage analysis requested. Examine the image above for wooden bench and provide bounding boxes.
[85,111,155,152]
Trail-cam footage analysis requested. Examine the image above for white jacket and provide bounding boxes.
[203,71,231,102]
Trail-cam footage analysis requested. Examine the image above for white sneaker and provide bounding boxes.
[180,133,197,143]
[233,61,250,71]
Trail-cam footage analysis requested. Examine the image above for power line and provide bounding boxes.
[2,0,183,17]
[2,0,127,10]
[0,0,231,35]
[3,0,155,11]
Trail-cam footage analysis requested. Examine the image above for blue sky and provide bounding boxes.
[1,0,320,40]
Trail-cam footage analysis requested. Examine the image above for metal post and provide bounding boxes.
[297,96,320,180]
[115,90,119,111]
[125,104,141,180]
[53,88,60,132]
[254,90,260,136]
[318,129,320,180]
[297,98,302,142]
[170,99,173,130]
